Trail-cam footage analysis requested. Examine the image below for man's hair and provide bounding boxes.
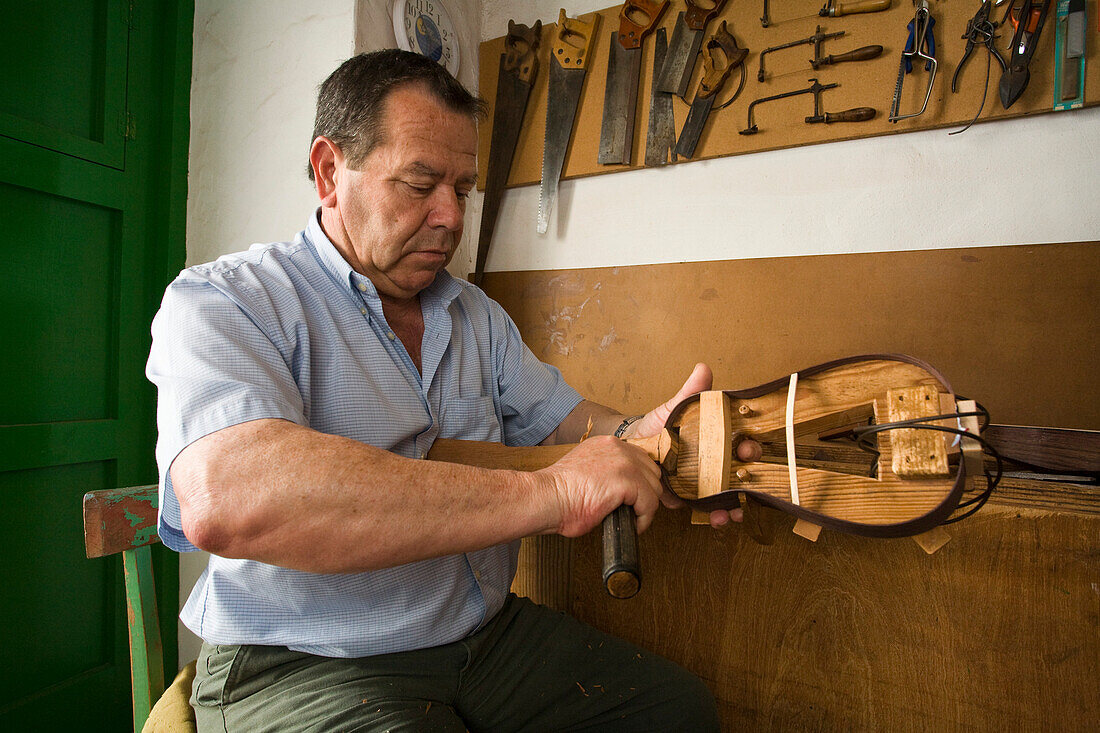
[307,50,487,181]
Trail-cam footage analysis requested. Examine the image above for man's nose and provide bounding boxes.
[427,187,465,230]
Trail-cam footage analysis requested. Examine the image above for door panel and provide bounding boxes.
[0,180,121,423]
[0,0,128,168]
[0,1,190,728]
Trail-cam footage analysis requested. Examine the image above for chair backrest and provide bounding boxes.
[83,484,165,731]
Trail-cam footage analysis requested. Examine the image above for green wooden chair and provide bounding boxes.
[83,485,197,732]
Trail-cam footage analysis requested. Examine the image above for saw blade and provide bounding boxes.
[474,56,535,283]
[538,57,588,234]
[598,32,643,166]
[645,28,677,167]
[675,93,715,159]
[656,12,705,98]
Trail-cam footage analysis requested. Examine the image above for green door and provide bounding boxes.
[0,1,191,728]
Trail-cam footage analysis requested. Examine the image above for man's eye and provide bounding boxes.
[404,182,432,194]
[456,189,471,201]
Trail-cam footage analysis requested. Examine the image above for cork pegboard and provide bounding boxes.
[477,1,1099,189]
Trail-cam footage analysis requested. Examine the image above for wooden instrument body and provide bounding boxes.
[665,355,966,537]
[428,355,968,539]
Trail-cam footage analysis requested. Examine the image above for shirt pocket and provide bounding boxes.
[439,395,500,442]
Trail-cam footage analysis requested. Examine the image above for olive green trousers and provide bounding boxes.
[191,594,719,732]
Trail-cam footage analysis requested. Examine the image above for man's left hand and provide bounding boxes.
[625,363,744,529]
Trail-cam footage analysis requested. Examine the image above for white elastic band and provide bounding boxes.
[786,372,800,506]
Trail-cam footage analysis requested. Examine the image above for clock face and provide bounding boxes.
[392,0,460,77]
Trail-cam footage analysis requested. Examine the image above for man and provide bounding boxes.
[148,50,738,731]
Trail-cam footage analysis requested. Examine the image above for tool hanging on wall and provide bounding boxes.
[656,0,729,98]
[474,20,541,286]
[758,25,883,83]
[645,28,678,166]
[820,0,893,18]
[598,0,669,166]
[889,0,937,123]
[765,0,892,27]
[999,0,1052,109]
[538,11,599,235]
[676,21,749,159]
[949,1,1007,134]
[740,78,876,134]
[1054,0,1087,109]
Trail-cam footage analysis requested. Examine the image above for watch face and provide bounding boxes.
[393,0,460,76]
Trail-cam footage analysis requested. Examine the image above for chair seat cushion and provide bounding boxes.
[142,660,197,733]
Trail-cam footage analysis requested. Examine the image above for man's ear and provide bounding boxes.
[309,136,342,208]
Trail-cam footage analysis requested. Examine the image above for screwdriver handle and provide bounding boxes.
[822,0,892,17]
[601,505,640,598]
[823,106,878,123]
[818,44,884,66]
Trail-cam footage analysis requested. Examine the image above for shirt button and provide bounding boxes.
[359,307,367,315]
[387,331,395,340]
[357,282,367,292]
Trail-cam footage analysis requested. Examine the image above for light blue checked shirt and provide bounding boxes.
[146,210,582,657]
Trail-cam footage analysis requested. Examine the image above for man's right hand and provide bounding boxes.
[536,435,664,538]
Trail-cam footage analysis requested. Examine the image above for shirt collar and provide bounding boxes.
[303,208,464,308]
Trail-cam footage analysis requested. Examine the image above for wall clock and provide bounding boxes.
[392,0,460,77]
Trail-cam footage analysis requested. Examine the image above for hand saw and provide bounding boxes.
[473,20,541,286]
[427,354,997,597]
[538,11,600,235]
[644,27,677,167]
[675,20,748,159]
[598,0,669,166]
[656,0,729,99]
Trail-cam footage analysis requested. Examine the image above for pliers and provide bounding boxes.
[903,3,936,73]
[999,0,1052,109]
[951,1,1007,93]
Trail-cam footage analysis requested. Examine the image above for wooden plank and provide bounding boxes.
[560,509,1099,731]
[488,244,1098,731]
[82,484,159,558]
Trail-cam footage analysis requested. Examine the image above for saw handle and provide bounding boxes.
[685,0,728,30]
[552,9,600,70]
[618,0,669,50]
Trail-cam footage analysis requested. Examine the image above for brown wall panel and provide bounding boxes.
[483,241,1099,731]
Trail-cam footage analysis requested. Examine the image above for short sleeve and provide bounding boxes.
[146,277,306,551]
[486,298,582,447]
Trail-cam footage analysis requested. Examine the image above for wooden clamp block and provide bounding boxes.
[698,390,733,498]
[956,399,983,479]
[792,518,822,542]
[885,384,950,478]
[691,391,733,526]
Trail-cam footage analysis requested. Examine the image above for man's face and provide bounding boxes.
[328,84,478,302]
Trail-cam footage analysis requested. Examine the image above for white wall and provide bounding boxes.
[473,0,1098,276]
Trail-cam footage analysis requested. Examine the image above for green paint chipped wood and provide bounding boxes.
[84,484,175,730]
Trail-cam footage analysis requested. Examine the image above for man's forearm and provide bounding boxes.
[541,400,630,445]
[171,418,558,574]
